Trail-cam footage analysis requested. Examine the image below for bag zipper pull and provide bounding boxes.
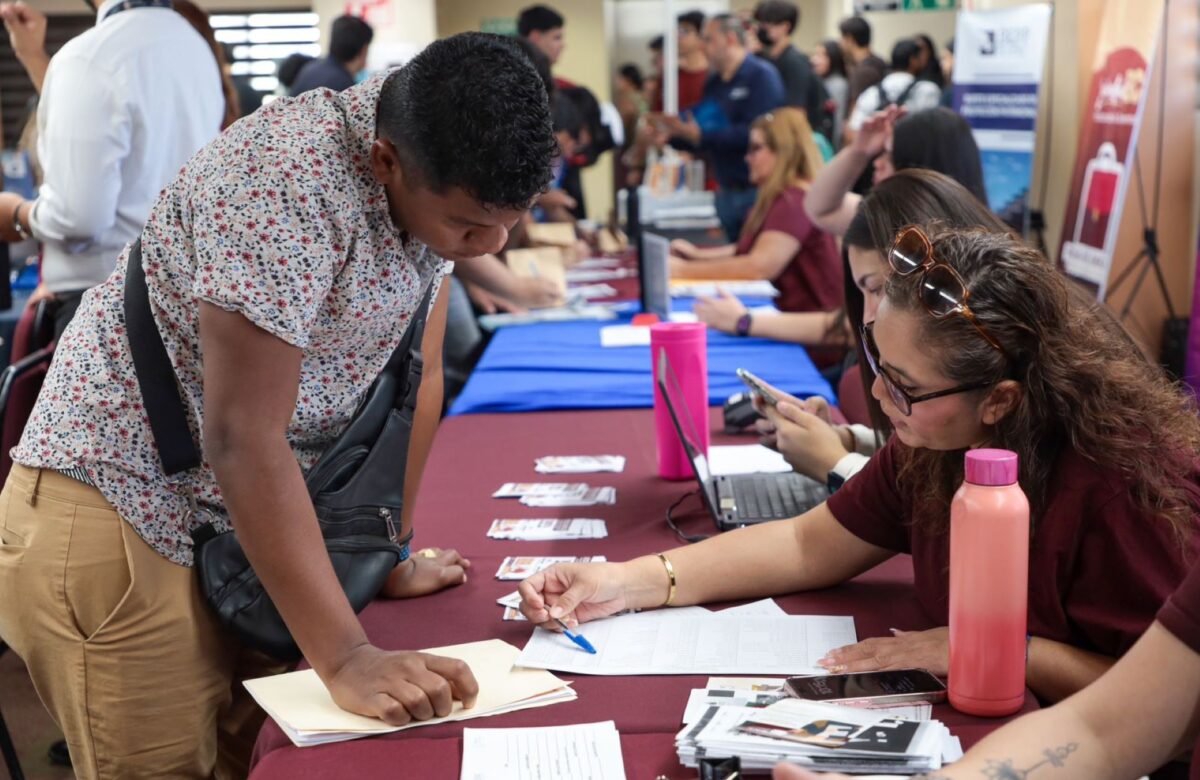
[380,507,397,542]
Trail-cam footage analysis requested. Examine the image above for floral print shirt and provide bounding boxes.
[13,72,449,565]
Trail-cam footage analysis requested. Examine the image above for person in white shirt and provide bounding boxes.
[846,38,940,136]
[0,0,223,338]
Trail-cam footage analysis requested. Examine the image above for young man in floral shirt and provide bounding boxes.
[0,33,556,778]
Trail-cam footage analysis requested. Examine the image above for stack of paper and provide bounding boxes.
[675,698,961,775]
[477,304,619,331]
[493,483,591,499]
[535,456,626,474]
[684,677,932,726]
[488,519,609,541]
[522,487,615,507]
[461,721,626,780]
[565,267,634,283]
[492,483,617,507]
[495,555,607,581]
[516,607,856,676]
[670,279,779,298]
[244,640,575,747]
[564,283,619,301]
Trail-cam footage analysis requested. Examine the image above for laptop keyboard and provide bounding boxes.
[731,474,825,520]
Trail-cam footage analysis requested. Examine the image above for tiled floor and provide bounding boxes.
[0,650,74,779]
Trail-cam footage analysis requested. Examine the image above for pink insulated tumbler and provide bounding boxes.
[949,449,1030,717]
[650,322,708,480]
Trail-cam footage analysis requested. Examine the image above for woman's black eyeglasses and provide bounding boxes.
[861,323,994,417]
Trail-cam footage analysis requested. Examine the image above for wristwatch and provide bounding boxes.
[735,312,752,337]
[826,470,847,493]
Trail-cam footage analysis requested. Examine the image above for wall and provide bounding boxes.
[437,0,615,223]
[37,0,301,11]
[311,0,435,67]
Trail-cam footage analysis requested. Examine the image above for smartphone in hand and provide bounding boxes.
[736,368,780,409]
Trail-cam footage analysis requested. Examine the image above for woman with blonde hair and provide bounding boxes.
[670,107,842,316]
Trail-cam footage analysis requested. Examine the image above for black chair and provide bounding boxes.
[0,299,57,780]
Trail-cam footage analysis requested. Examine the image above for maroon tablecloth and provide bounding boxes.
[249,408,1036,778]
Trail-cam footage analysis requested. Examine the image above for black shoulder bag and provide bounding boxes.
[123,237,435,661]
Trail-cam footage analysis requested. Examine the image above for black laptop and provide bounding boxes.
[656,350,829,531]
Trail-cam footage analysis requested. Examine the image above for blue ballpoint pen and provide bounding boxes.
[554,618,597,654]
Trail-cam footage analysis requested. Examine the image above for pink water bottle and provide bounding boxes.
[949,449,1029,717]
[650,322,708,480]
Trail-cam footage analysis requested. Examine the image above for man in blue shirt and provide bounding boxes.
[290,15,373,96]
[662,13,784,240]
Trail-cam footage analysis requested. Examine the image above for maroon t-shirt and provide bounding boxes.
[651,67,709,113]
[1158,560,1200,778]
[735,186,843,314]
[826,439,1197,659]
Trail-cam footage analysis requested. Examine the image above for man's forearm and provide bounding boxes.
[454,255,520,301]
[212,437,369,680]
[399,283,449,536]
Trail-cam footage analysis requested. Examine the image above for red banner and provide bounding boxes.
[1058,1,1161,297]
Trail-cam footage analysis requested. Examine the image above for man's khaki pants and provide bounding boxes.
[0,465,285,779]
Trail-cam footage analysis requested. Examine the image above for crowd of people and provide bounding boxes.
[0,2,1198,780]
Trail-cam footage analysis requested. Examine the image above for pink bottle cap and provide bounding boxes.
[649,321,706,343]
[964,449,1018,486]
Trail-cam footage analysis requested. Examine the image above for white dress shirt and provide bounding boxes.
[30,0,223,293]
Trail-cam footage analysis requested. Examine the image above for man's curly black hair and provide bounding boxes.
[376,33,556,212]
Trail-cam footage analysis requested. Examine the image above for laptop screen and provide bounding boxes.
[640,232,671,320]
[656,349,720,513]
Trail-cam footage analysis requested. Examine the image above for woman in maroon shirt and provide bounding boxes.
[669,108,842,315]
[519,226,1200,706]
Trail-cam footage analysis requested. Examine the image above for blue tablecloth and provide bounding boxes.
[449,300,835,415]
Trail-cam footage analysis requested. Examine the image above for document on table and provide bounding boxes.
[706,445,793,476]
[670,279,778,298]
[244,639,575,747]
[516,611,856,675]
[599,312,699,347]
[460,721,626,780]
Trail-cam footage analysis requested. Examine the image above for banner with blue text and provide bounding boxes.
[951,5,1051,233]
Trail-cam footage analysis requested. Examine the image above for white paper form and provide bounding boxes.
[516,612,856,675]
[713,599,788,618]
[460,721,626,780]
[707,445,793,476]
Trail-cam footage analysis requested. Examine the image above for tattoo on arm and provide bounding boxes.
[916,743,1079,780]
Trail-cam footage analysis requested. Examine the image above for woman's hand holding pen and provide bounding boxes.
[518,557,671,628]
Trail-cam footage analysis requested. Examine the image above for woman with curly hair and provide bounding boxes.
[519,225,1200,709]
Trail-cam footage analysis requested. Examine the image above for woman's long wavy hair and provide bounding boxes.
[741,108,824,239]
[887,227,1200,540]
